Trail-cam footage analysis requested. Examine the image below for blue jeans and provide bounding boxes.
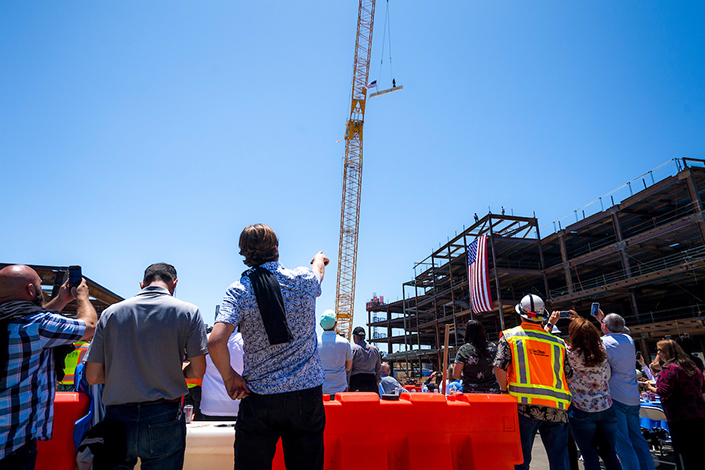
[611,400,655,470]
[105,401,186,470]
[568,407,622,470]
[516,413,570,470]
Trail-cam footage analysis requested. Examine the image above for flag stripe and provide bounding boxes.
[467,235,493,313]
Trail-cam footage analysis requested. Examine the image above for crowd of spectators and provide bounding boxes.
[2,223,705,470]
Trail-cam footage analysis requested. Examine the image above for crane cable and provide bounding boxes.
[376,0,395,87]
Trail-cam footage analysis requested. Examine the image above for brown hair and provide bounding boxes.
[568,317,606,367]
[239,224,279,267]
[657,339,698,375]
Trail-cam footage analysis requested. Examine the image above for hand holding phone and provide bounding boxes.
[590,302,600,317]
[68,266,82,289]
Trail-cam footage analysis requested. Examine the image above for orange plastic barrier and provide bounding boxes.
[272,392,522,470]
[36,392,90,470]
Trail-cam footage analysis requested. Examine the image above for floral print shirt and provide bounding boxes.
[566,345,612,412]
[217,261,325,395]
[454,342,500,393]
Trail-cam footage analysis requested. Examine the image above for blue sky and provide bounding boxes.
[2,1,703,347]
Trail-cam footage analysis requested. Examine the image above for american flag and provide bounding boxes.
[364,80,377,89]
[467,235,493,313]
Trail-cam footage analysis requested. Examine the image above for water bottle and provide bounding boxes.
[422,384,429,393]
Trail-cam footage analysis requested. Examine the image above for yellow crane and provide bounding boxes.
[335,0,377,340]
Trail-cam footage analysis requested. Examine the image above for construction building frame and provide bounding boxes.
[366,158,705,379]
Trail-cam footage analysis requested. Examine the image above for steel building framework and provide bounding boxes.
[367,158,705,377]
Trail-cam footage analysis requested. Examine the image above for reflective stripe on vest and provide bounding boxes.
[59,342,90,385]
[185,378,203,388]
[503,324,571,409]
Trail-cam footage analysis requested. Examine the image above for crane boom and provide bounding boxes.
[335,0,377,341]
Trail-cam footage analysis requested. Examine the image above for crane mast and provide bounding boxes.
[335,0,377,341]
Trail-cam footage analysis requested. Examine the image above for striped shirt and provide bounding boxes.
[0,311,85,459]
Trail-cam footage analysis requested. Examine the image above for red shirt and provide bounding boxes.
[656,362,705,422]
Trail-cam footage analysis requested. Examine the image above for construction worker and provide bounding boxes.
[58,341,90,389]
[493,294,572,470]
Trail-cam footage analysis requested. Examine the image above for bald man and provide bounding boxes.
[0,265,96,470]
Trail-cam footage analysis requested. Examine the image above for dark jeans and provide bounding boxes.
[0,439,37,470]
[105,401,186,470]
[516,413,570,470]
[568,406,622,470]
[668,417,705,470]
[234,385,325,470]
[349,373,378,394]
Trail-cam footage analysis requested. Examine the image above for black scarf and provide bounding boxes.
[0,301,75,380]
[243,266,292,345]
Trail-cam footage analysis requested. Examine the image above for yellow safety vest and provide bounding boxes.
[185,378,202,388]
[502,322,572,410]
[59,342,90,386]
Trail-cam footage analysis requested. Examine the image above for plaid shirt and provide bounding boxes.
[0,311,85,459]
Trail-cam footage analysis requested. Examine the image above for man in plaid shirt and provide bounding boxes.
[0,265,97,470]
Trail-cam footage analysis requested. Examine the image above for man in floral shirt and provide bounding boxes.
[493,294,573,470]
[208,224,329,470]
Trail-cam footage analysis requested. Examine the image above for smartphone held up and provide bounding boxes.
[68,266,82,288]
[590,302,600,317]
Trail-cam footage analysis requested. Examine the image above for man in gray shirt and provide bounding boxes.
[86,263,207,469]
[349,326,381,393]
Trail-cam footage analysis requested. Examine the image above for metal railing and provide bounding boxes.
[565,201,699,260]
[543,159,684,234]
[624,303,705,327]
[550,245,705,298]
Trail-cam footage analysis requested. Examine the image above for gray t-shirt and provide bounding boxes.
[350,340,381,382]
[86,286,208,406]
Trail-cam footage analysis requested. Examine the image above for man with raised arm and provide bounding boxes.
[85,263,207,469]
[597,311,655,470]
[0,265,97,470]
[208,223,328,470]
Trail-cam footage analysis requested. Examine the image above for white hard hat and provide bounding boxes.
[515,294,547,323]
